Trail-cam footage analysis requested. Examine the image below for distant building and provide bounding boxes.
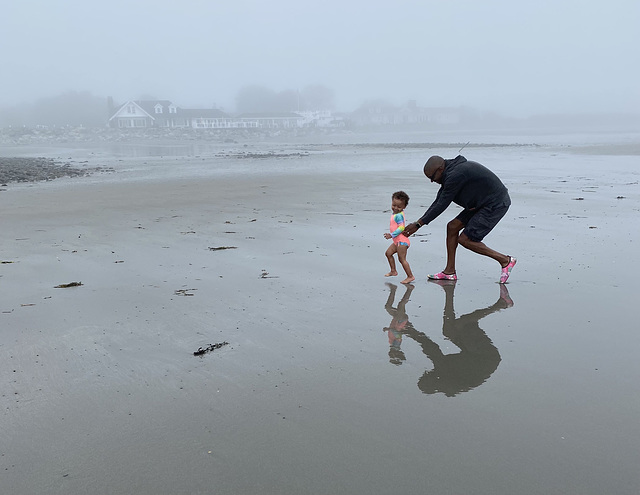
[108,100,231,129]
[349,100,461,127]
[300,110,346,128]
[349,100,399,126]
[233,112,304,129]
[181,109,236,129]
[108,100,344,130]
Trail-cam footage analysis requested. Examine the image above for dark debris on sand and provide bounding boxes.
[193,342,230,356]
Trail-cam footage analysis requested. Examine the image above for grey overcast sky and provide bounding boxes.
[2,0,639,116]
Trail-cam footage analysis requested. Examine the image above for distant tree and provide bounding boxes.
[0,103,29,127]
[235,85,335,114]
[0,91,109,128]
[235,86,278,114]
[273,89,299,112]
[353,99,396,113]
[300,85,335,111]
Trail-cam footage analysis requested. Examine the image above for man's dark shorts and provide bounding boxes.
[456,195,511,242]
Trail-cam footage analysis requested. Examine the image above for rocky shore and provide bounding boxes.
[0,156,108,184]
[0,126,320,146]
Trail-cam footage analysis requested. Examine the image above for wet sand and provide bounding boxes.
[1,131,639,494]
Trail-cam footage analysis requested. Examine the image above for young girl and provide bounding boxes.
[384,191,415,284]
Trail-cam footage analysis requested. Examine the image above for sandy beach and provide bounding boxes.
[1,128,639,494]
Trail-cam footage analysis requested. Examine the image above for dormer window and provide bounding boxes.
[169,105,177,114]
[155,105,163,114]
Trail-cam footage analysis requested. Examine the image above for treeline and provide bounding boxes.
[0,84,336,128]
[0,91,110,128]
[235,85,334,114]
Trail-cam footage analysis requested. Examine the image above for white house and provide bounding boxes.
[108,100,344,130]
[108,100,230,129]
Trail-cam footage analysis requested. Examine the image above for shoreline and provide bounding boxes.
[2,131,638,188]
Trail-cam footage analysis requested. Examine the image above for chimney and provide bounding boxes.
[107,96,115,117]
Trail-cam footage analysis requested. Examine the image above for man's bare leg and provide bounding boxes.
[458,232,510,267]
[442,219,464,274]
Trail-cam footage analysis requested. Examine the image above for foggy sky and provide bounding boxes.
[2,0,639,117]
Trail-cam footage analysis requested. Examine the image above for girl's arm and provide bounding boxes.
[390,212,406,238]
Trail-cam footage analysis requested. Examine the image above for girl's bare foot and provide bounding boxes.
[401,276,415,284]
[385,271,398,277]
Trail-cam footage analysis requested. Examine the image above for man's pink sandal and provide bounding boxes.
[428,272,458,281]
[500,256,517,284]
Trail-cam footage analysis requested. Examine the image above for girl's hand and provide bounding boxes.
[384,233,392,239]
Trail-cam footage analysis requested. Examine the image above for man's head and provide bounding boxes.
[424,156,445,184]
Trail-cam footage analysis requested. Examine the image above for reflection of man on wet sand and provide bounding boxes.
[383,281,513,396]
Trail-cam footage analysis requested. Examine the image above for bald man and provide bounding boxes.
[403,155,516,283]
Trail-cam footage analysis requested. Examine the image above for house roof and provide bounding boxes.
[109,100,230,120]
[108,100,155,121]
[136,100,174,115]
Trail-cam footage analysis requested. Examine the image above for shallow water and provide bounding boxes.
[1,129,639,494]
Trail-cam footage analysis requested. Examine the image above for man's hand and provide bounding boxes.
[403,222,420,237]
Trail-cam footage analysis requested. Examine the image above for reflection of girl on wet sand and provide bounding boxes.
[383,281,513,396]
[383,283,414,365]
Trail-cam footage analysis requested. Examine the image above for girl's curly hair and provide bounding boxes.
[392,190,409,206]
